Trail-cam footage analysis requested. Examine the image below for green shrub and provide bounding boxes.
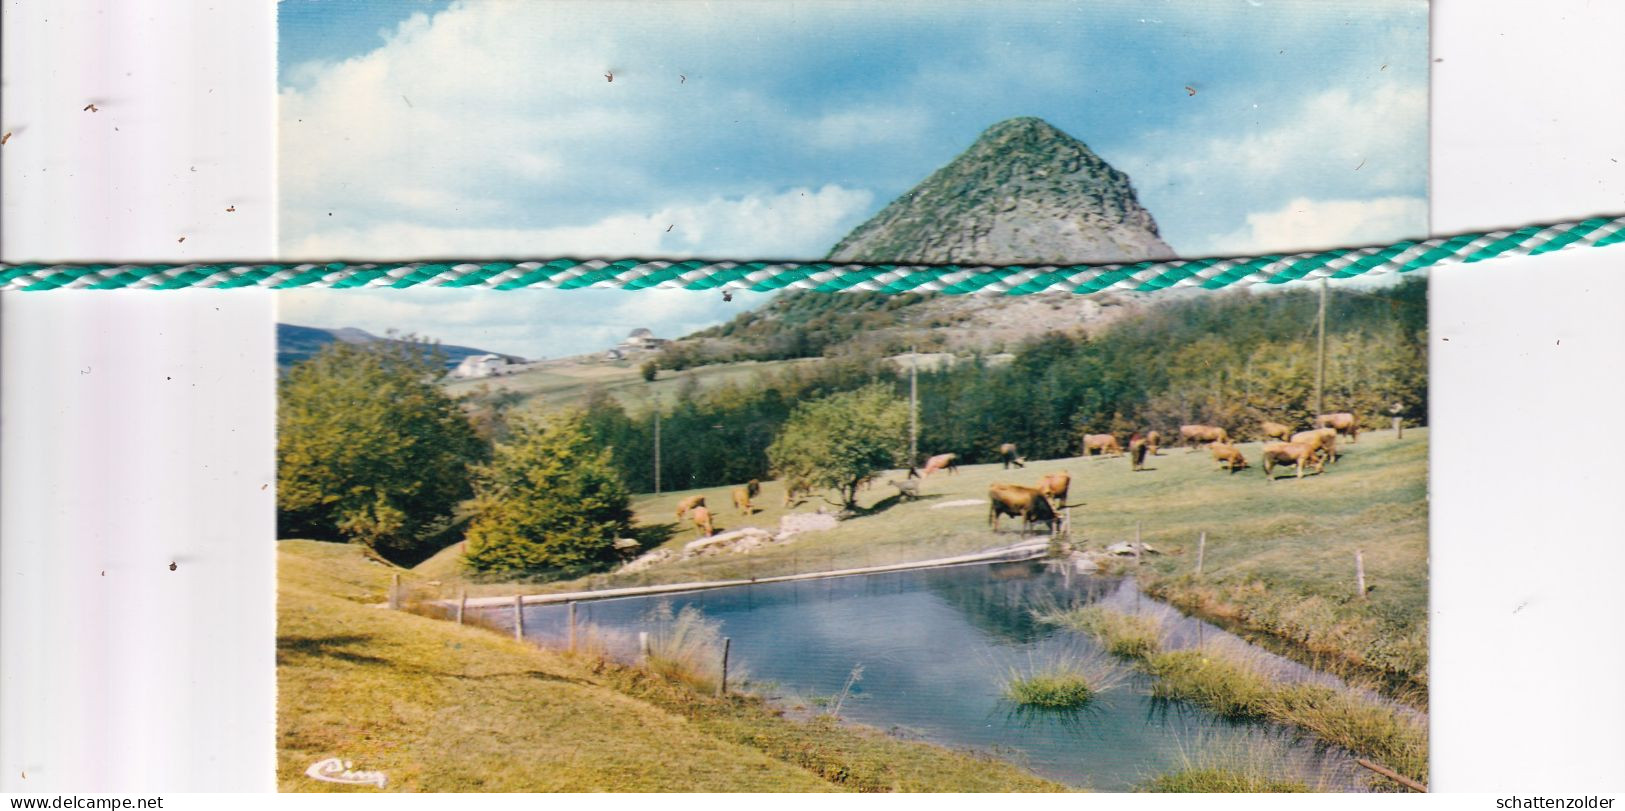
[463,411,633,576]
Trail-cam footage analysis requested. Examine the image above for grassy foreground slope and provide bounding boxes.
[279,541,1063,792]
[431,429,1427,700]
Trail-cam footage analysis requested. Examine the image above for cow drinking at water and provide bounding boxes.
[988,483,1059,535]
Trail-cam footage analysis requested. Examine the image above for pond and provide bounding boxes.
[487,559,1375,791]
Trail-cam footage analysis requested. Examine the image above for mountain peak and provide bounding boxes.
[829,117,1176,265]
[978,115,1065,138]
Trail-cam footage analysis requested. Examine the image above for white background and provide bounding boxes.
[2,0,1623,796]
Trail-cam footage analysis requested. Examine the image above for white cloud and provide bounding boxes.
[1202,195,1428,256]
[281,185,872,260]
[278,2,902,259]
[807,107,931,149]
[1116,82,1428,255]
[1128,83,1427,198]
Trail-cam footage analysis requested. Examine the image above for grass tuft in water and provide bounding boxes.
[1144,641,1428,787]
[1002,651,1125,709]
[1039,604,1165,659]
[1137,731,1346,793]
[1006,671,1095,708]
[1051,604,1427,788]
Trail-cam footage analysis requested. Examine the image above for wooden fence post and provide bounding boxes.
[1195,532,1206,576]
[567,602,577,652]
[388,574,401,610]
[513,595,525,640]
[717,637,732,697]
[456,589,467,625]
[1355,549,1368,600]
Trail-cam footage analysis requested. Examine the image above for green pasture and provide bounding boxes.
[420,428,1428,698]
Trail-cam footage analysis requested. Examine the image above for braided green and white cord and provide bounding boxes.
[3,215,1620,293]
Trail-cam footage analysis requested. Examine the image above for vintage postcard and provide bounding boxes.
[275,0,1430,793]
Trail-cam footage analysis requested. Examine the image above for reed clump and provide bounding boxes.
[1137,732,1350,793]
[1049,604,1428,787]
[1040,604,1165,659]
[643,602,735,693]
[1002,651,1125,709]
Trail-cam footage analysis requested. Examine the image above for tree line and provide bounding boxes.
[583,277,1426,487]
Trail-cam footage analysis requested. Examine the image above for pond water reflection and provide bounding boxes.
[497,560,1368,791]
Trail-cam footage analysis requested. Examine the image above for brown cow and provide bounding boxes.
[782,476,811,507]
[1128,434,1150,471]
[1179,424,1230,449]
[1082,433,1123,457]
[690,505,715,536]
[1145,430,1163,456]
[1291,428,1339,464]
[921,453,960,476]
[988,483,1058,534]
[1260,420,1293,441]
[998,442,1025,470]
[675,495,706,520]
[1262,442,1326,480]
[1036,471,1072,507]
[1315,412,1361,443]
[732,479,760,515]
[1210,443,1249,473]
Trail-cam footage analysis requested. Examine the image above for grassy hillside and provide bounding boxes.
[427,428,1428,700]
[280,540,1063,792]
[444,356,820,416]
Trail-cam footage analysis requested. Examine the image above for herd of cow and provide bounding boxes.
[980,411,1367,536]
[670,412,1368,539]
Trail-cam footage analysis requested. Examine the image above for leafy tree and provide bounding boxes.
[463,411,633,577]
[767,384,909,510]
[278,338,485,563]
[462,383,527,444]
[639,360,659,382]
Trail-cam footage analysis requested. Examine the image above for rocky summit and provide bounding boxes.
[828,117,1176,265]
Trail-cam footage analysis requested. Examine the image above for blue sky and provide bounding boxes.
[276,0,1428,357]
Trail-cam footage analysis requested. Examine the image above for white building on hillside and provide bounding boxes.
[620,328,669,351]
[451,353,519,379]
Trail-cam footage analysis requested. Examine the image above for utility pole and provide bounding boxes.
[1314,277,1327,420]
[909,344,919,468]
[653,401,662,495]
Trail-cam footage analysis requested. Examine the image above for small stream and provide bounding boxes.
[479,559,1399,791]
